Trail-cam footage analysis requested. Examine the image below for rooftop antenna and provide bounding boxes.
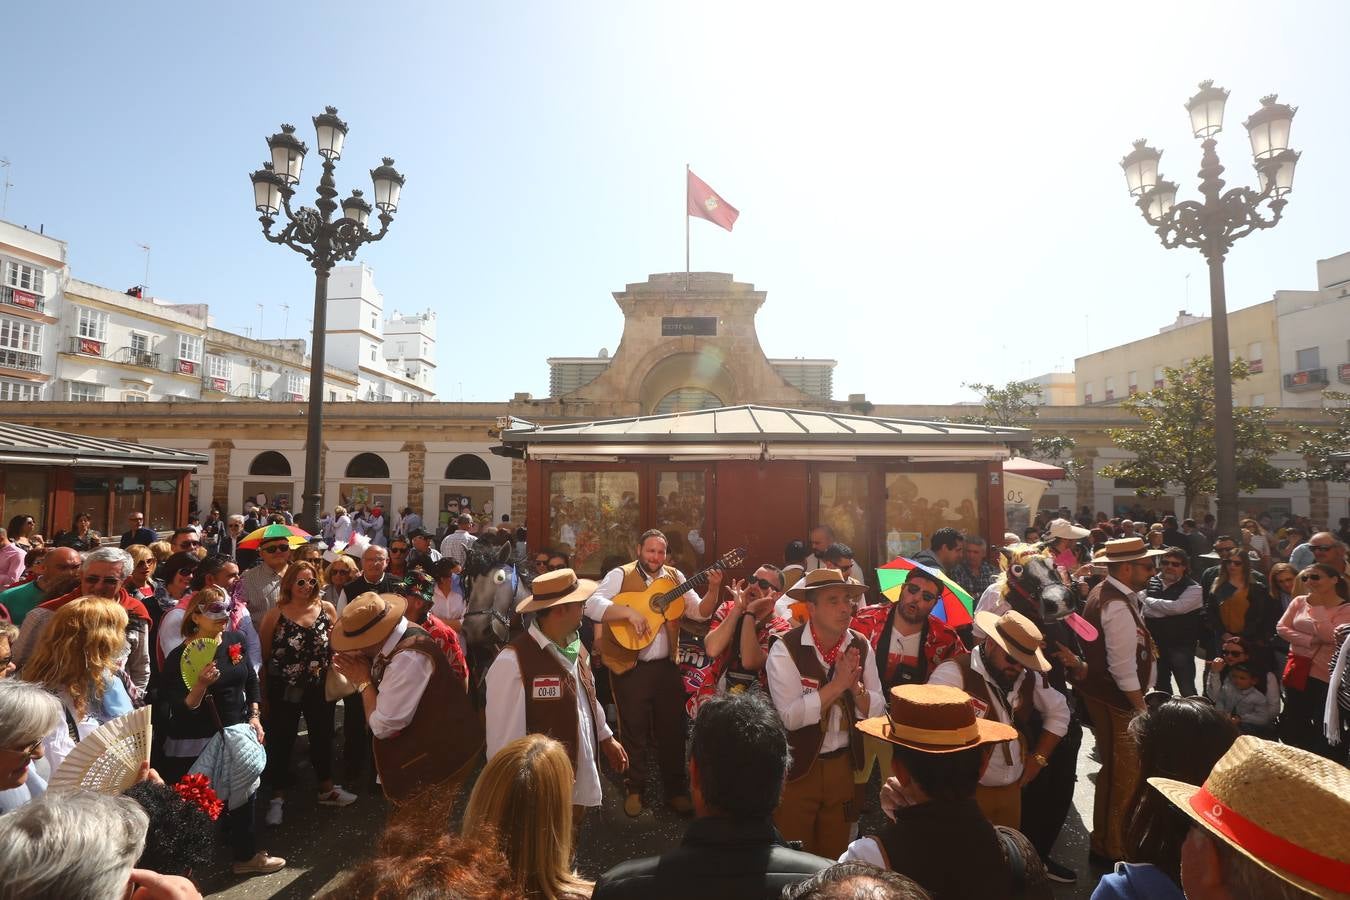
[256,303,264,341]
[280,303,290,339]
[136,243,151,290]
[0,158,11,218]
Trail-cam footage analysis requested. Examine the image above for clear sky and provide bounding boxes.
[5,2,1348,403]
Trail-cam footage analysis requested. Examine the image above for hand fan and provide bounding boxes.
[47,706,152,795]
[180,636,221,691]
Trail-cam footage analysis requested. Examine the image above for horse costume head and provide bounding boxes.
[996,542,1076,624]
[461,541,526,651]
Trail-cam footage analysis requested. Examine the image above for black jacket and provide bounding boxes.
[592,816,830,900]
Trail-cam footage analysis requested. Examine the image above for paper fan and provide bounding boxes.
[180,636,221,691]
[48,706,152,795]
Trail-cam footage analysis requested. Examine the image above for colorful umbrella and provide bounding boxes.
[237,523,311,549]
[876,557,975,628]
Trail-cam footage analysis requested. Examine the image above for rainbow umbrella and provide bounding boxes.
[876,557,975,628]
[237,523,311,549]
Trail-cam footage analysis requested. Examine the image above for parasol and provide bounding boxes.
[238,523,311,549]
[876,557,975,628]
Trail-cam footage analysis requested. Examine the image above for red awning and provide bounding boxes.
[1003,456,1065,482]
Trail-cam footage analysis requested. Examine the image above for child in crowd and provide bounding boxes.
[1205,662,1277,736]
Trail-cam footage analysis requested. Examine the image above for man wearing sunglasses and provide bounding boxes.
[406,528,441,572]
[694,565,793,711]
[170,527,205,559]
[118,512,157,550]
[1290,531,1348,576]
[1140,547,1203,697]
[238,537,292,623]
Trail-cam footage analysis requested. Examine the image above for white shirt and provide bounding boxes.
[584,563,709,662]
[334,515,353,543]
[928,647,1069,786]
[368,619,435,740]
[439,529,477,564]
[1102,576,1155,694]
[1141,579,1204,619]
[433,584,465,624]
[484,622,613,807]
[972,582,1007,638]
[766,626,885,753]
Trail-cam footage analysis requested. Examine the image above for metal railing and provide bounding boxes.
[67,335,106,357]
[1283,367,1329,391]
[111,347,161,369]
[0,285,45,314]
[202,375,232,393]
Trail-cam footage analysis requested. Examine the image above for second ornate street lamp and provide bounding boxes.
[1120,81,1298,537]
[250,107,406,534]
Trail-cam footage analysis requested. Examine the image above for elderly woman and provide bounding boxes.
[0,678,63,812]
[322,555,358,614]
[1278,563,1350,762]
[20,596,135,775]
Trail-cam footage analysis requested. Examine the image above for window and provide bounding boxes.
[370,315,377,330]
[286,373,305,396]
[0,379,41,401]
[445,454,491,480]
[207,355,230,379]
[122,391,148,402]
[177,333,203,362]
[3,261,44,293]
[77,307,109,341]
[369,345,377,362]
[1153,365,1165,388]
[885,472,980,563]
[66,380,105,401]
[547,470,640,574]
[1127,370,1138,395]
[329,389,337,401]
[1084,382,1094,404]
[0,317,41,353]
[1247,342,1263,373]
[1295,346,1320,371]
[345,453,389,478]
[1251,394,1265,407]
[130,332,149,354]
[1105,377,1116,401]
[249,451,292,476]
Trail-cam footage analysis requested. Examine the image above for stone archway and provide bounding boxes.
[638,350,737,415]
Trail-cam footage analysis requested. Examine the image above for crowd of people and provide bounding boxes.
[0,503,1347,900]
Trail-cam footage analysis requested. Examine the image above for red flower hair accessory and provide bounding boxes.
[173,773,223,821]
[228,643,244,665]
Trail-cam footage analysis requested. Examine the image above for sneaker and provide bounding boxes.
[232,850,286,876]
[1043,857,1078,883]
[264,798,284,826]
[317,785,358,807]
[623,792,642,817]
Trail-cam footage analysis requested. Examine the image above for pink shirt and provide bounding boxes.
[0,542,25,590]
[1277,595,1350,682]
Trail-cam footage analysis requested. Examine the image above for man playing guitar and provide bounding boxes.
[586,529,723,818]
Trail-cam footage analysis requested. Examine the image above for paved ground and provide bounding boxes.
[199,715,1108,899]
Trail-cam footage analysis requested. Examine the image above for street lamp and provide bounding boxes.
[1120,81,1297,535]
[250,106,405,534]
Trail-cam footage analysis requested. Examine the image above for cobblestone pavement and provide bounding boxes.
[201,716,1108,899]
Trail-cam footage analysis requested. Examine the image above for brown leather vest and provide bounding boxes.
[596,561,681,674]
[1079,580,1156,711]
[777,625,867,782]
[510,630,601,772]
[955,652,1036,766]
[371,627,484,802]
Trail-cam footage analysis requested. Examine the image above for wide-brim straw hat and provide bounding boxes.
[330,592,407,651]
[786,567,869,601]
[1092,536,1166,564]
[515,568,597,614]
[1149,735,1350,898]
[780,564,806,595]
[974,609,1050,673]
[1046,518,1090,541]
[857,683,1018,754]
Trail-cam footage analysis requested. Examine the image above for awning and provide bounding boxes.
[0,422,207,470]
[1002,456,1065,482]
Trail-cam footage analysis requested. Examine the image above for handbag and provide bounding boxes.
[325,665,357,702]
[1283,651,1312,692]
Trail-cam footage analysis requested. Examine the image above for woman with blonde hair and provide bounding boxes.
[322,555,358,614]
[462,734,591,900]
[1278,563,1350,761]
[20,596,134,774]
[147,540,174,564]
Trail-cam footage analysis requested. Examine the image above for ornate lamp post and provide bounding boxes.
[1120,82,1298,535]
[250,107,406,533]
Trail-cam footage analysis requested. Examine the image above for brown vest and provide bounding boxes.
[1079,579,1157,711]
[777,625,867,782]
[956,652,1037,766]
[370,627,484,802]
[510,630,601,772]
[595,561,682,674]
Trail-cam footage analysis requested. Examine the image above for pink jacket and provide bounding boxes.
[1277,595,1350,683]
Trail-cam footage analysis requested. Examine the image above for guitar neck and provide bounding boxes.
[654,564,719,613]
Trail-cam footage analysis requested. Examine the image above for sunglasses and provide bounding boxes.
[751,577,779,591]
[905,582,939,603]
[1303,573,1324,582]
[389,548,408,555]
[294,578,318,587]
[1161,559,1187,567]
[1310,545,1335,552]
[330,569,353,577]
[261,544,291,555]
[534,558,550,567]
[81,575,121,588]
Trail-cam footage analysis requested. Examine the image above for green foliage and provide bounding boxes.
[959,380,1080,477]
[1291,390,1350,482]
[1099,357,1286,513]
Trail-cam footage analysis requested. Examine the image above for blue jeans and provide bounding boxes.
[1154,642,1197,696]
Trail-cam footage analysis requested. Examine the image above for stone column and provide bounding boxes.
[403,442,426,516]
[1309,478,1330,526]
[511,458,528,524]
[1073,450,1096,516]
[209,439,233,510]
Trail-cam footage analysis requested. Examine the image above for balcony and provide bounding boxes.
[0,285,45,314]
[1284,367,1330,392]
[1339,363,1350,384]
[232,383,270,400]
[67,336,106,357]
[202,375,231,394]
[110,347,162,370]
[0,347,43,372]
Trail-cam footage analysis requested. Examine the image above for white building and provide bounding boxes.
[323,263,436,401]
[0,220,68,401]
[1274,251,1350,407]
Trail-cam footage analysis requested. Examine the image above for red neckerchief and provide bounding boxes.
[810,622,848,667]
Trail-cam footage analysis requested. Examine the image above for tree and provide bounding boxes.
[1290,389,1350,482]
[1099,357,1286,517]
[959,380,1079,477]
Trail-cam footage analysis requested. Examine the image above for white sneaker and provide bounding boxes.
[317,785,357,807]
[265,797,284,826]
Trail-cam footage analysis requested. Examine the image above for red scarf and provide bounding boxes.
[810,622,848,667]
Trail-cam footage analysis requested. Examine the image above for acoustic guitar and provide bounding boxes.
[607,547,748,651]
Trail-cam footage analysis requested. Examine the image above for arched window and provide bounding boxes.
[345,452,389,479]
[444,454,490,480]
[653,388,723,415]
[249,451,292,476]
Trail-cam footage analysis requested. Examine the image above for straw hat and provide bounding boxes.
[974,609,1050,673]
[780,564,806,596]
[1092,536,1165,564]
[786,568,868,601]
[1149,736,1350,898]
[330,592,407,651]
[515,568,597,614]
[857,683,1018,754]
[1046,518,1090,541]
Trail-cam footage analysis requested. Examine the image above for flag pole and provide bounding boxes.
[685,164,690,291]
